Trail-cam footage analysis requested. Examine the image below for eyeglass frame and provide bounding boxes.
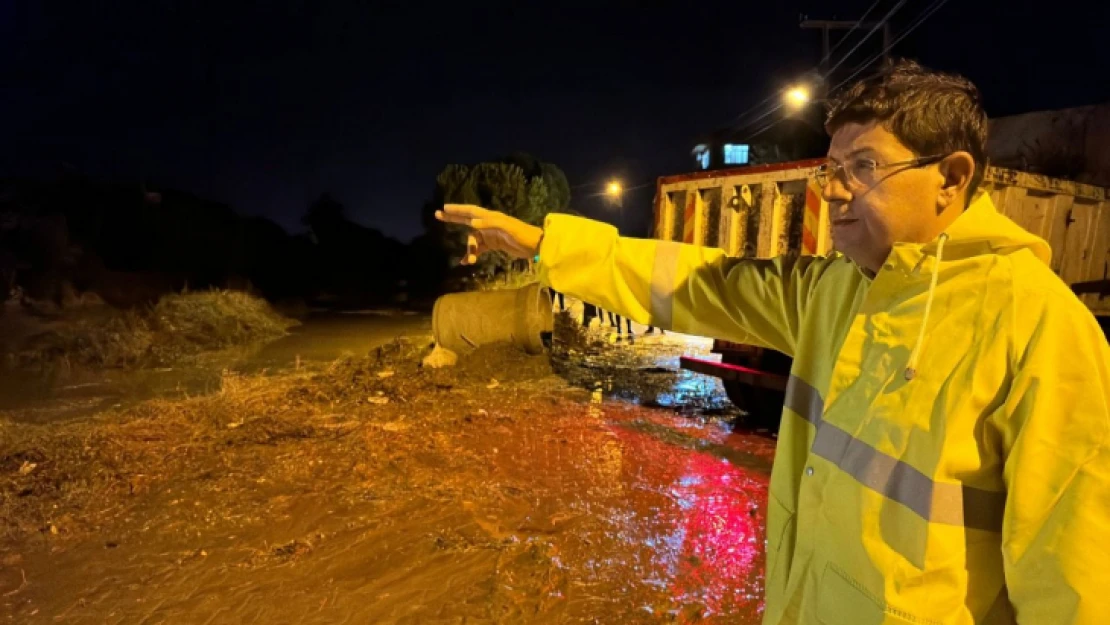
[813,153,950,189]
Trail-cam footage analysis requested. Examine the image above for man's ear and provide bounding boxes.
[937,151,975,212]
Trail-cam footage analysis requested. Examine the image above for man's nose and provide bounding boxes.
[821,176,852,204]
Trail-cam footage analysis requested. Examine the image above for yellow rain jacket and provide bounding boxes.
[538,193,1110,624]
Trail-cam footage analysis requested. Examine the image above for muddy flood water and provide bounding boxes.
[0,313,778,624]
[0,312,433,423]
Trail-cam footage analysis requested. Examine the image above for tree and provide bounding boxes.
[501,152,543,179]
[426,158,569,278]
[499,152,570,214]
[541,162,571,214]
[300,192,407,304]
[301,192,347,241]
[467,163,528,219]
[419,155,571,288]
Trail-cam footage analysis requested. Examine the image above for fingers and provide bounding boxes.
[443,204,487,217]
[461,233,485,265]
[432,205,494,265]
[435,204,492,226]
[434,210,470,225]
[465,234,479,265]
[435,210,488,229]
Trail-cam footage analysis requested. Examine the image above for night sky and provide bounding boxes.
[3,1,1108,241]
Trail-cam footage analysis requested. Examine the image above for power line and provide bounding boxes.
[819,0,884,66]
[830,0,950,93]
[724,90,787,129]
[691,0,950,168]
[747,115,790,142]
[741,0,932,145]
[822,0,908,79]
[731,99,786,140]
[827,0,952,94]
[725,0,907,138]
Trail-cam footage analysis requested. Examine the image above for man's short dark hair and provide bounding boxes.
[825,59,989,202]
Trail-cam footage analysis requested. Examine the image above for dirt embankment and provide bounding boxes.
[1,290,297,372]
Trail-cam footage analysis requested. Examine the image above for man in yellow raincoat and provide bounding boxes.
[437,60,1110,624]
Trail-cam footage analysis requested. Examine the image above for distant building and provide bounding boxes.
[689,102,1110,188]
[691,114,829,172]
[988,103,1110,187]
[692,142,752,170]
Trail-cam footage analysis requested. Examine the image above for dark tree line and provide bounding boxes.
[0,153,570,311]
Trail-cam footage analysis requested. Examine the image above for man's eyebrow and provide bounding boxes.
[828,147,878,163]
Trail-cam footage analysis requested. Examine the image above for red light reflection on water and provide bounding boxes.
[608,419,771,621]
[668,452,765,617]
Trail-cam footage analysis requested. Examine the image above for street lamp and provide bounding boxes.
[605,180,624,231]
[785,86,811,109]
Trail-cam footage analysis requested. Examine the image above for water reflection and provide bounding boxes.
[0,312,432,422]
[604,416,769,621]
[665,452,765,617]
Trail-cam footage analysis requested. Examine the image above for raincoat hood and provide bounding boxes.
[869,193,1055,381]
[912,192,1052,264]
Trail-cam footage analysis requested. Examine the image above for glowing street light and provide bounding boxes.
[785,86,811,109]
[604,179,624,227]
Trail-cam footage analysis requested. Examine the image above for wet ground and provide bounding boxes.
[0,312,777,624]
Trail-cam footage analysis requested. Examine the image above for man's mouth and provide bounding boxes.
[832,218,858,226]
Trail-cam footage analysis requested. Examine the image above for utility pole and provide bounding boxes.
[800,18,891,97]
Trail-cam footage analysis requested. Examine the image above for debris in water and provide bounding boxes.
[377,370,395,379]
[422,345,458,369]
[367,396,390,405]
[18,461,36,476]
[62,382,107,390]
[487,378,500,389]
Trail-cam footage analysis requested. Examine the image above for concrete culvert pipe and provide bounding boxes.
[432,283,553,355]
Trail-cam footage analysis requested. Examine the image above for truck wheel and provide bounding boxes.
[722,379,755,411]
[718,348,787,430]
[723,380,782,431]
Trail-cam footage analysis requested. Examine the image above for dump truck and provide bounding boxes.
[653,159,1110,422]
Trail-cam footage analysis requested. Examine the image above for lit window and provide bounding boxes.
[724,144,749,165]
[692,144,710,170]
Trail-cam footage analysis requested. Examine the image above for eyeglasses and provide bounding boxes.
[813,154,948,189]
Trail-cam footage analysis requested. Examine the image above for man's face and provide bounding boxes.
[822,121,946,273]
